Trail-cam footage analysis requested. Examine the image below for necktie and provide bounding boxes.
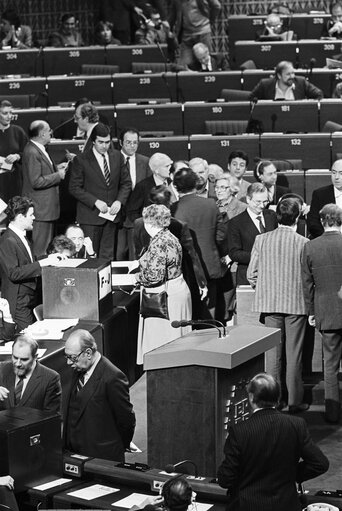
[76,373,85,392]
[102,155,111,186]
[256,215,266,233]
[14,376,24,405]
[126,156,130,172]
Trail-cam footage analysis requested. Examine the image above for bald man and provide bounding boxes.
[22,120,68,256]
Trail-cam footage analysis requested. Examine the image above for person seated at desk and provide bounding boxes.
[250,60,324,100]
[94,20,121,45]
[188,42,230,71]
[0,475,19,511]
[321,2,342,39]
[47,12,84,47]
[256,13,295,41]
[0,8,32,48]
[131,476,194,511]
[65,224,96,258]
[46,234,76,258]
[0,297,15,343]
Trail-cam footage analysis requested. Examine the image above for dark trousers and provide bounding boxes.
[116,226,135,261]
[0,486,19,511]
[32,220,54,257]
[81,222,118,261]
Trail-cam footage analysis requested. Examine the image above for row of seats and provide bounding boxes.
[10,100,342,137]
[0,44,167,77]
[48,133,340,172]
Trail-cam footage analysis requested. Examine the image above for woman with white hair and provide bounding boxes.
[133,204,192,364]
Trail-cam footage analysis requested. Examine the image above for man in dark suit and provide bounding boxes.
[171,168,226,317]
[254,160,291,206]
[302,204,342,423]
[22,120,68,257]
[73,102,100,153]
[307,159,342,238]
[0,196,64,330]
[69,123,132,260]
[217,373,329,511]
[228,183,278,285]
[189,42,230,71]
[0,333,61,414]
[189,157,217,198]
[116,127,151,260]
[250,60,323,100]
[63,328,136,461]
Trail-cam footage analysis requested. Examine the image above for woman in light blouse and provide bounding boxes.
[134,204,192,364]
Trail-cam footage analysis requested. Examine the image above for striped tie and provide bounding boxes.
[102,155,111,186]
[14,376,24,405]
[256,215,266,233]
[76,373,85,392]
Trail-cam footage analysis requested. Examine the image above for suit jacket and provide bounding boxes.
[307,184,335,239]
[227,209,278,285]
[22,141,61,221]
[250,75,323,100]
[69,148,132,225]
[0,361,61,414]
[0,229,41,326]
[126,175,156,223]
[217,408,329,511]
[171,194,226,280]
[247,226,308,314]
[63,356,136,462]
[302,230,342,330]
[189,53,230,71]
[267,184,291,206]
[0,320,16,342]
[122,152,151,228]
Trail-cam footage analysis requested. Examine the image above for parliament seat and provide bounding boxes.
[220,89,251,101]
[0,94,36,108]
[81,64,119,75]
[131,61,170,73]
[205,119,248,135]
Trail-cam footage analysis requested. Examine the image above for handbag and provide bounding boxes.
[140,286,169,320]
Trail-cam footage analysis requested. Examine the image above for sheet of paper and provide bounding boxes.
[99,211,116,222]
[54,258,86,267]
[0,198,7,214]
[26,318,79,340]
[192,503,213,511]
[0,156,13,172]
[37,348,47,358]
[33,478,72,491]
[112,493,152,508]
[67,484,120,500]
[0,341,13,354]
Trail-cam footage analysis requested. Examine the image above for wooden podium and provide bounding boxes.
[144,325,280,476]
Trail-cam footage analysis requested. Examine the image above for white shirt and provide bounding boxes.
[121,151,136,189]
[247,208,265,232]
[93,148,110,181]
[9,224,33,262]
[82,352,101,385]
[275,81,295,101]
[31,140,53,166]
[334,186,342,209]
[15,360,37,397]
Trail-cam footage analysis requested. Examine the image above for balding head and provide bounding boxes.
[189,157,209,182]
[29,120,51,144]
[149,153,173,180]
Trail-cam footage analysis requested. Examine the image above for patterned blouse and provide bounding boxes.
[135,228,182,287]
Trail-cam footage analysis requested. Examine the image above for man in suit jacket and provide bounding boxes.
[217,373,329,511]
[189,42,230,71]
[307,159,342,238]
[69,123,132,260]
[228,183,277,285]
[22,120,68,257]
[171,168,226,317]
[247,198,309,412]
[254,160,291,206]
[126,152,173,223]
[73,102,100,153]
[0,196,64,330]
[302,204,342,423]
[0,333,61,414]
[250,60,323,100]
[63,329,136,462]
[116,127,151,260]
[189,157,217,198]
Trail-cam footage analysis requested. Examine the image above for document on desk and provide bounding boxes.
[54,258,86,267]
[33,478,72,491]
[112,493,152,508]
[68,484,120,500]
[26,318,79,339]
[0,342,13,355]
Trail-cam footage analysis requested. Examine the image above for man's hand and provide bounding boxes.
[95,200,108,214]
[109,200,121,215]
[308,315,316,327]
[83,237,95,256]
[0,475,14,489]
[57,162,68,179]
[199,286,208,300]
[0,386,10,401]
[0,298,13,322]
[4,154,20,164]
[39,253,68,267]
[329,21,342,35]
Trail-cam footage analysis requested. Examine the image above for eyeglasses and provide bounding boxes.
[215,186,230,191]
[252,199,269,206]
[123,140,138,146]
[64,348,87,363]
[73,114,82,121]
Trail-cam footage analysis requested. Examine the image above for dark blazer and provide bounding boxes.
[268,184,291,206]
[63,356,136,462]
[307,184,335,239]
[302,230,342,330]
[217,408,329,511]
[69,148,132,225]
[0,361,61,414]
[122,152,151,228]
[126,175,156,223]
[0,320,16,342]
[189,53,230,71]
[171,194,226,280]
[0,229,41,328]
[250,75,323,100]
[227,209,278,285]
[22,141,61,221]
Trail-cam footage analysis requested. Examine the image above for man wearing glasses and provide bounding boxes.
[63,329,135,462]
[227,182,277,285]
[307,159,342,238]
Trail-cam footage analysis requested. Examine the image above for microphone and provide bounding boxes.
[171,319,226,338]
[308,58,316,80]
[247,97,263,134]
[165,460,198,477]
